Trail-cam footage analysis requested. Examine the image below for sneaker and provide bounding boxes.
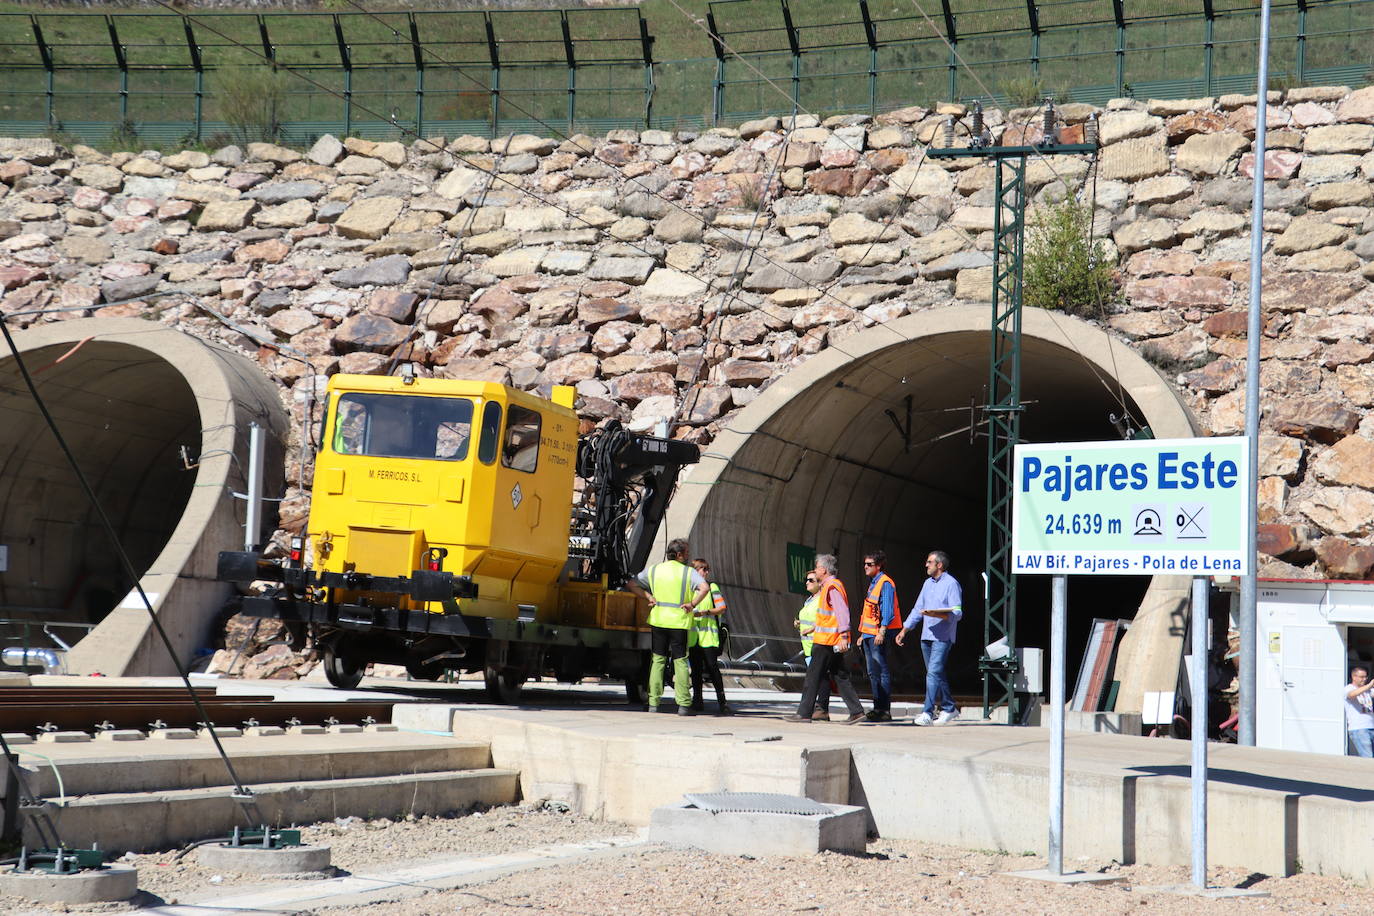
[935,709,960,725]
[677,706,697,717]
[813,711,831,721]
[783,714,813,723]
[716,704,735,717]
[870,710,893,723]
[648,703,663,713]
[913,712,934,726]
[843,712,866,725]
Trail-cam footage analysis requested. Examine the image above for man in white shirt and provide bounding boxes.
[1345,664,1374,757]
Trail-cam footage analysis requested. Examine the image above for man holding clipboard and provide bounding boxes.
[896,551,962,726]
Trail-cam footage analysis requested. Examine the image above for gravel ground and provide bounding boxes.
[6,804,1374,914]
[315,840,1374,915]
[125,802,628,901]
[0,803,623,913]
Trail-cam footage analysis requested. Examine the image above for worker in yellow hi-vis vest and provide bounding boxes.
[627,538,710,716]
[688,558,733,716]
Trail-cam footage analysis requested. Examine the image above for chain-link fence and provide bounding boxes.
[0,1,1370,147]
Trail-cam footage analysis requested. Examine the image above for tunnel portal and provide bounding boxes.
[677,305,1198,706]
[0,319,287,675]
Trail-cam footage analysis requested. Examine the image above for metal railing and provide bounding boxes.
[0,617,96,675]
[0,1,1369,145]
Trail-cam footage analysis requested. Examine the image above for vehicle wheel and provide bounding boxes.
[484,666,525,704]
[624,649,651,705]
[624,677,648,706]
[406,662,445,682]
[323,642,365,689]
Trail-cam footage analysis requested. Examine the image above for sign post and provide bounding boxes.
[1048,573,1066,876]
[1011,437,1248,887]
[1191,575,1209,886]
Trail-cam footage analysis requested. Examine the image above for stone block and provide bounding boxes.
[1099,134,1169,181]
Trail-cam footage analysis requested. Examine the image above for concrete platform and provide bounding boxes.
[11,729,493,797]
[391,684,1374,884]
[5,730,515,852]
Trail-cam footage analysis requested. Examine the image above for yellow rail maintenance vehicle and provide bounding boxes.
[218,372,699,702]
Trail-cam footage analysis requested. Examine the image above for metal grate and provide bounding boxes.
[683,792,830,816]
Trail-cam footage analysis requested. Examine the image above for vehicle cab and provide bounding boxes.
[311,374,577,619]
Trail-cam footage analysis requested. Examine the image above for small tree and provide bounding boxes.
[216,60,289,145]
[1023,192,1118,318]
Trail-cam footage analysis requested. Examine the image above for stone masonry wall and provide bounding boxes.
[6,85,1374,586]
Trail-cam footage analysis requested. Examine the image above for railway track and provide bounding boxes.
[0,687,399,735]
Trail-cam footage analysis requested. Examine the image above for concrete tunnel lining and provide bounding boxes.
[0,318,287,676]
[672,305,1199,713]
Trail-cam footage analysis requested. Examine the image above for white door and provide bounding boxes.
[1277,624,1347,755]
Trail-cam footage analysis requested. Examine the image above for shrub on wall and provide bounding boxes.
[1023,192,1119,318]
[217,61,289,145]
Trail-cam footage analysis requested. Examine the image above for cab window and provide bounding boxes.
[501,405,541,473]
[331,393,473,461]
[478,401,502,465]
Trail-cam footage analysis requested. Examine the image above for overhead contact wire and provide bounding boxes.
[332,0,985,393]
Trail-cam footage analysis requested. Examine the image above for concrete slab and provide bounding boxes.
[9,730,492,797]
[1137,884,1270,898]
[37,768,518,852]
[650,800,867,855]
[1003,868,1125,885]
[94,730,145,742]
[137,835,644,916]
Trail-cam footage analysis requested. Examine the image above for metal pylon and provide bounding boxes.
[931,110,1096,722]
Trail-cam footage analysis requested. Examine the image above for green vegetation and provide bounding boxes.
[1001,76,1068,108]
[217,59,290,144]
[0,0,1368,141]
[1023,191,1119,320]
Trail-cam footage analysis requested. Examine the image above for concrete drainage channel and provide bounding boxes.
[137,835,647,916]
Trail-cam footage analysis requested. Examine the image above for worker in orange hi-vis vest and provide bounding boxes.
[858,550,902,722]
[785,553,866,724]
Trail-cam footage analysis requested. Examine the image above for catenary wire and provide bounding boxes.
[140,0,1005,423]
[329,0,989,394]
[666,0,1144,427]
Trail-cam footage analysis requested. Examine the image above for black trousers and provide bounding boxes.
[651,625,689,659]
[796,643,864,718]
[690,645,727,707]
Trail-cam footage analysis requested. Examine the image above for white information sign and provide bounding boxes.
[1012,437,1249,576]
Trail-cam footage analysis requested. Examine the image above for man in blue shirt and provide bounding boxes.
[895,550,962,726]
